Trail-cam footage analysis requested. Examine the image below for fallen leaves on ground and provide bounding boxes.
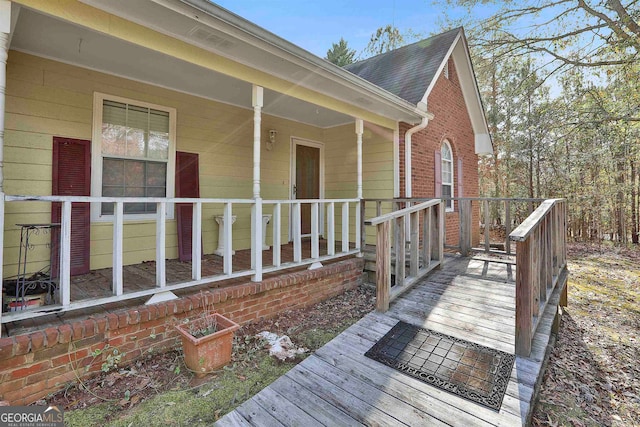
[532,243,640,427]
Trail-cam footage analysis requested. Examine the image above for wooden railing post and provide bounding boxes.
[483,199,490,253]
[376,221,391,312]
[409,211,419,277]
[459,199,471,257]
[505,200,511,255]
[395,214,406,287]
[422,206,431,268]
[515,238,533,356]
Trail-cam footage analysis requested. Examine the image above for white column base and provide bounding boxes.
[262,214,272,250]
[214,215,237,256]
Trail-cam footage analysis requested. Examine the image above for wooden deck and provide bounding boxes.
[217,255,562,426]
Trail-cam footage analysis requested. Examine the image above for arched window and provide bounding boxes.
[441,140,454,210]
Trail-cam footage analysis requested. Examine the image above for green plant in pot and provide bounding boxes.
[175,298,240,377]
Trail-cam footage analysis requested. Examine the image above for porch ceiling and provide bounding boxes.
[10,7,354,128]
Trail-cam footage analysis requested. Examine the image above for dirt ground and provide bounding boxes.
[39,243,639,426]
[45,286,376,426]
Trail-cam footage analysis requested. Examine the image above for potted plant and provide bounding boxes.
[176,311,240,377]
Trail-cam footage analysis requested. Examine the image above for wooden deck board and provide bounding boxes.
[216,256,558,427]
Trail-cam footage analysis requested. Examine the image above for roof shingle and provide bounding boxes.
[345,28,462,105]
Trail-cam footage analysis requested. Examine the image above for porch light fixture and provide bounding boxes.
[266,129,277,151]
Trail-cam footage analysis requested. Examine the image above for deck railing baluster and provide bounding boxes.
[61,200,73,304]
[192,201,202,281]
[112,201,123,297]
[272,203,281,266]
[341,202,349,253]
[156,202,166,288]
[327,202,335,256]
[311,202,319,259]
[293,202,302,262]
[223,202,233,275]
[366,200,444,312]
[410,211,419,277]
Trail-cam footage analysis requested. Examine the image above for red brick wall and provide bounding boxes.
[399,58,480,247]
[0,258,363,405]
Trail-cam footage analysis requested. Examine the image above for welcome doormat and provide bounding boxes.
[365,321,515,411]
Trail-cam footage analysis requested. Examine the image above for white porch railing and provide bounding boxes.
[0,194,360,325]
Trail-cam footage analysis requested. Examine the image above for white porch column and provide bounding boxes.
[355,119,364,251]
[0,2,10,335]
[0,1,10,192]
[355,119,364,199]
[251,85,263,281]
[252,85,263,198]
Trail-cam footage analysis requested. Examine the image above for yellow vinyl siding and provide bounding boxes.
[323,123,394,244]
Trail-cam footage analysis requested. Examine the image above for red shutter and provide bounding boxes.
[457,158,464,198]
[434,150,442,197]
[52,137,91,276]
[176,152,200,262]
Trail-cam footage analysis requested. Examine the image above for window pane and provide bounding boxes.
[124,202,147,214]
[148,132,169,159]
[126,128,146,157]
[101,159,165,215]
[102,124,127,156]
[442,184,452,199]
[101,203,114,215]
[442,143,452,160]
[124,161,145,188]
[146,162,167,187]
[103,159,124,186]
[103,101,127,126]
[149,109,169,133]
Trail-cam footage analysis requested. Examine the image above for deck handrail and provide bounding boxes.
[509,198,568,356]
[361,197,546,256]
[364,199,444,312]
[0,194,361,327]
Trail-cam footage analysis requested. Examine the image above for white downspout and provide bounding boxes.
[404,102,434,198]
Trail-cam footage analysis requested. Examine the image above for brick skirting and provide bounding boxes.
[0,257,364,405]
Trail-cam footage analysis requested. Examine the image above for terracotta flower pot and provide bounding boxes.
[176,313,240,376]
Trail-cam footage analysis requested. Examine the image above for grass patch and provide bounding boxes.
[107,356,292,426]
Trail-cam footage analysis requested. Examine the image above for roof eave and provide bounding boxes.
[173,0,426,123]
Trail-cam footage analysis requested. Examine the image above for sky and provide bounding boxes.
[212,0,497,60]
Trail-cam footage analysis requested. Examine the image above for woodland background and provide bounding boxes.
[327,0,640,245]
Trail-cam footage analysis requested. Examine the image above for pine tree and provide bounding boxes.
[325,38,356,66]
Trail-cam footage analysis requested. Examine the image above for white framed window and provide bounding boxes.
[91,93,176,222]
[441,140,454,211]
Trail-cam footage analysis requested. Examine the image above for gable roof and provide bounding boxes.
[346,27,493,154]
[345,28,461,105]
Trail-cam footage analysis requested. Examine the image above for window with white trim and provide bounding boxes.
[92,93,176,221]
[441,140,454,211]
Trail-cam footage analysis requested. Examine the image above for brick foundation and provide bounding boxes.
[0,258,364,405]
